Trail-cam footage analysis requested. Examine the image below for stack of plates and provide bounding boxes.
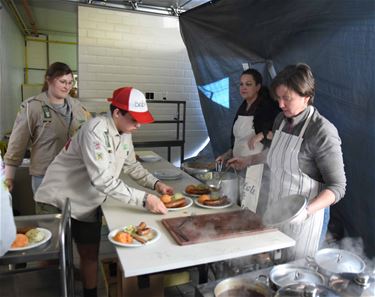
[153,169,182,180]
[139,155,162,162]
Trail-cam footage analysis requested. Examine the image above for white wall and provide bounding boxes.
[0,3,24,138]
[78,6,208,165]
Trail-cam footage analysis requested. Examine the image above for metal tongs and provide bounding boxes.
[215,160,224,173]
[207,161,231,191]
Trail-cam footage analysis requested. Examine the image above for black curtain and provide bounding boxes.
[180,0,375,258]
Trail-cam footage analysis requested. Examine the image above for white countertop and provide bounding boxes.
[101,151,295,278]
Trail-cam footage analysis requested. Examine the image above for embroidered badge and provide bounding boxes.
[122,144,128,150]
[94,142,101,150]
[95,152,103,160]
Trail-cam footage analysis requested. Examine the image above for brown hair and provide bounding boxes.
[270,63,315,105]
[41,62,73,92]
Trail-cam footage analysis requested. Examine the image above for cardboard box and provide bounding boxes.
[101,258,164,297]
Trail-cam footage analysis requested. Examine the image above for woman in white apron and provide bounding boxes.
[216,69,279,209]
[228,64,346,261]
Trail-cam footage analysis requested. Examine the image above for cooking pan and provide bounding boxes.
[275,283,341,297]
[262,195,307,227]
[265,263,325,289]
[214,277,274,297]
[307,248,366,278]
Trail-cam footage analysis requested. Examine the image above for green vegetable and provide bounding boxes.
[172,192,184,200]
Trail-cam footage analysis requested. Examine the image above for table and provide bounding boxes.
[101,151,295,280]
[0,214,61,265]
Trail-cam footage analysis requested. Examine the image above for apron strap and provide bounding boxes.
[298,106,314,138]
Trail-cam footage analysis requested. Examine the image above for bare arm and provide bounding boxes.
[227,148,269,171]
[306,189,335,215]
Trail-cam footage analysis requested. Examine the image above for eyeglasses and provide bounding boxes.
[57,79,74,87]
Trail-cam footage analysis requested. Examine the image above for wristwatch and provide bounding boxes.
[142,193,148,208]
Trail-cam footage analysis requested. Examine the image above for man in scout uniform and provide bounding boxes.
[35,87,172,297]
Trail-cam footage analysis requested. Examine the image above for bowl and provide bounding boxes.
[181,161,215,175]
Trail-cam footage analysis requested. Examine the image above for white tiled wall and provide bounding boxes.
[78,6,208,164]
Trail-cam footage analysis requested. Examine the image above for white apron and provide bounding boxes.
[266,106,324,261]
[232,115,264,211]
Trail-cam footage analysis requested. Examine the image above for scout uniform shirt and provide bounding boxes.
[4,92,91,176]
[35,115,159,222]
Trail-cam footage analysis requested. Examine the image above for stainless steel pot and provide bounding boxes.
[262,195,307,227]
[275,283,341,297]
[308,248,366,278]
[195,170,239,204]
[266,263,325,289]
[329,273,375,297]
[214,277,274,297]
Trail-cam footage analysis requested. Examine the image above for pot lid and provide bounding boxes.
[262,195,307,227]
[270,264,325,288]
[275,283,341,297]
[314,248,366,274]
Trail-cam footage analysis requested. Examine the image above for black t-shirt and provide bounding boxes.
[230,92,280,148]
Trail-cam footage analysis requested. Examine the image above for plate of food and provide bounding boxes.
[10,227,52,251]
[108,222,160,247]
[139,154,162,163]
[184,184,211,197]
[153,169,182,180]
[194,194,233,209]
[160,193,193,211]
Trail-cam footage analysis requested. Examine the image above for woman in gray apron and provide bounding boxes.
[228,64,346,261]
[216,68,279,209]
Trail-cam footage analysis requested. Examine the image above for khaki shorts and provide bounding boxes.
[35,202,102,245]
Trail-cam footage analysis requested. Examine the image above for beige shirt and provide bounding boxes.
[35,115,159,222]
[4,92,91,176]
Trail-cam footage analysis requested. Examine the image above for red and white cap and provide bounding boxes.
[107,87,154,124]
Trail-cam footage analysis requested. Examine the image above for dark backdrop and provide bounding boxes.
[180,0,375,258]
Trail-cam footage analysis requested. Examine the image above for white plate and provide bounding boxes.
[139,155,162,162]
[167,197,193,211]
[194,198,233,209]
[108,226,160,247]
[153,169,182,180]
[9,228,52,251]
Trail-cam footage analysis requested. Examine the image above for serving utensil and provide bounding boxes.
[206,166,232,191]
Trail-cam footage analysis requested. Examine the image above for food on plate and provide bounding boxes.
[161,193,187,208]
[185,184,211,195]
[198,194,211,204]
[160,194,172,203]
[164,198,186,208]
[197,195,230,206]
[25,228,45,243]
[17,226,37,234]
[113,222,153,245]
[132,234,147,244]
[11,234,29,248]
[136,221,151,236]
[113,231,133,244]
[203,196,229,206]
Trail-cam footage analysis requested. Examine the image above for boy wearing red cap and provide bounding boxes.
[35,87,173,297]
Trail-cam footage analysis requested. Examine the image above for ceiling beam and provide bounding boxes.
[22,0,38,35]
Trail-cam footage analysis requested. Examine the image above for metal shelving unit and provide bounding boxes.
[133,100,186,164]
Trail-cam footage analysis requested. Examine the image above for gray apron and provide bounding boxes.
[267,106,324,261]
[232,115,264,211]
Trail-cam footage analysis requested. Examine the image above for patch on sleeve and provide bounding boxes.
[122,144,128,150]
[95,152,103,160]
[94,141,101,150]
